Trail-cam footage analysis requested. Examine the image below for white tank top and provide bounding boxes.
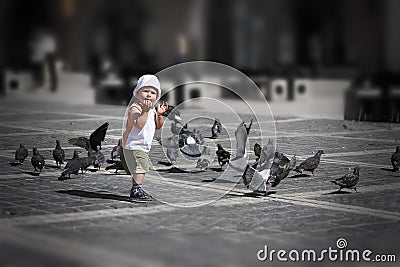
[125,107,156,152]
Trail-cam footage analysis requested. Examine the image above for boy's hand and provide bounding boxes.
[156,101,169,116]
[139,100,152,113]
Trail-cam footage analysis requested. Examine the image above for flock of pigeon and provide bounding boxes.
[12,122,122,180]
[12,105,400,195]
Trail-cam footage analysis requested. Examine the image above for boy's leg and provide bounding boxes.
[132,173,145,185]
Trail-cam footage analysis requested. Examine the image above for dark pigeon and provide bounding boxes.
[31,148,45,173]
[391,146,400,171]
[241,162,259,189]
[253,143,261,160]
[105,161,125,173]
[15,143,28,163]
[59,151,80,180]
[210,118,222,139]
[244,119,253,134]
[268,153,291,187]
[111,139,121,162]
[216,144,231,169]
[52,140,65,168]
[294,150,324,176]
[331,166,360,192]
[68,122,109,152]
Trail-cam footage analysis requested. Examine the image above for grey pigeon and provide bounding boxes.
[195,147,213,170]
[391,146,400,171]
[162,105,183,125]
[211,118,222,139]
[288,154,297,170]
[229,122,249,172]
[331,166,360,192]
[78,157,95,174]
[52,140,65,168]
[258,139,275,171]
[15,143,28,163]
[89,146,105,170]
[196,158,210,170]
[240,139,275,194]
[105,161,125,173]
[58,150,81,181]
[160,135,180,163]
[171,122,184,135]
[179,125,202,157]
[294,150,324,176]
[216,144,231,169]
[59,151,80,180]
[111,139,121,162]
[31,148,45,173]
[68,122,109,152]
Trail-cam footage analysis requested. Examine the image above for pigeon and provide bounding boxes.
[240,139,275,194]
[258,139,275,171]
[268,153,291,187]
[171,122,184,135]
[294,150,325,176]
[68,122,109,152]
[253,143,262,160]
[31,148,45,173]
[195,147,213,170]
[196,158,210,170]
[288,154,297,170]
[161,135,180,163]
[179,125,203,157]
[229,122,249,172]
[78,157,95,174]
[216,144,231,169]
[331,166,360,192]
[111,139,121,162]
[15,143,28,163]
[89,146,105,170]
[391,146,400,171]
[105,161,125,173]
[210,118,222,139]
[161,105,183,125]
[52,140,65,168]
[59,151,80,180]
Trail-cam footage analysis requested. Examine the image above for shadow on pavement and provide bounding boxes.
[381,167,396,172]
[23,171,40,176]
[322,190,352,195]
[56,189,131,202]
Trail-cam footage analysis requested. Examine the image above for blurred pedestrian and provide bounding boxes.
[121,74,168,202]
[30,29,58,91]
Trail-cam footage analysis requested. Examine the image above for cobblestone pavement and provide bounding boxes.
[0,97,399,267]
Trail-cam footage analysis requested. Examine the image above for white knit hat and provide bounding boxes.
[132,74,161,102]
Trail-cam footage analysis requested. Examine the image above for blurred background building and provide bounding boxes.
[1,0,400,121]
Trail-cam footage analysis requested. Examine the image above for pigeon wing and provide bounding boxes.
[89,122,109,151]
[258,139,274,171]
[68,137,90,151]
[234,122,247,159]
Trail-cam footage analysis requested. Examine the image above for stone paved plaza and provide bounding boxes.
[0,89,399,266]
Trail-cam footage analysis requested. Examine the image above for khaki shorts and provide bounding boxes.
[122,148,150,174]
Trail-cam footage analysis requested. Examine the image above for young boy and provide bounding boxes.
[122,74,168,202]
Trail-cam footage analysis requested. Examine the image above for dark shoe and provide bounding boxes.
[129,187,152,202]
